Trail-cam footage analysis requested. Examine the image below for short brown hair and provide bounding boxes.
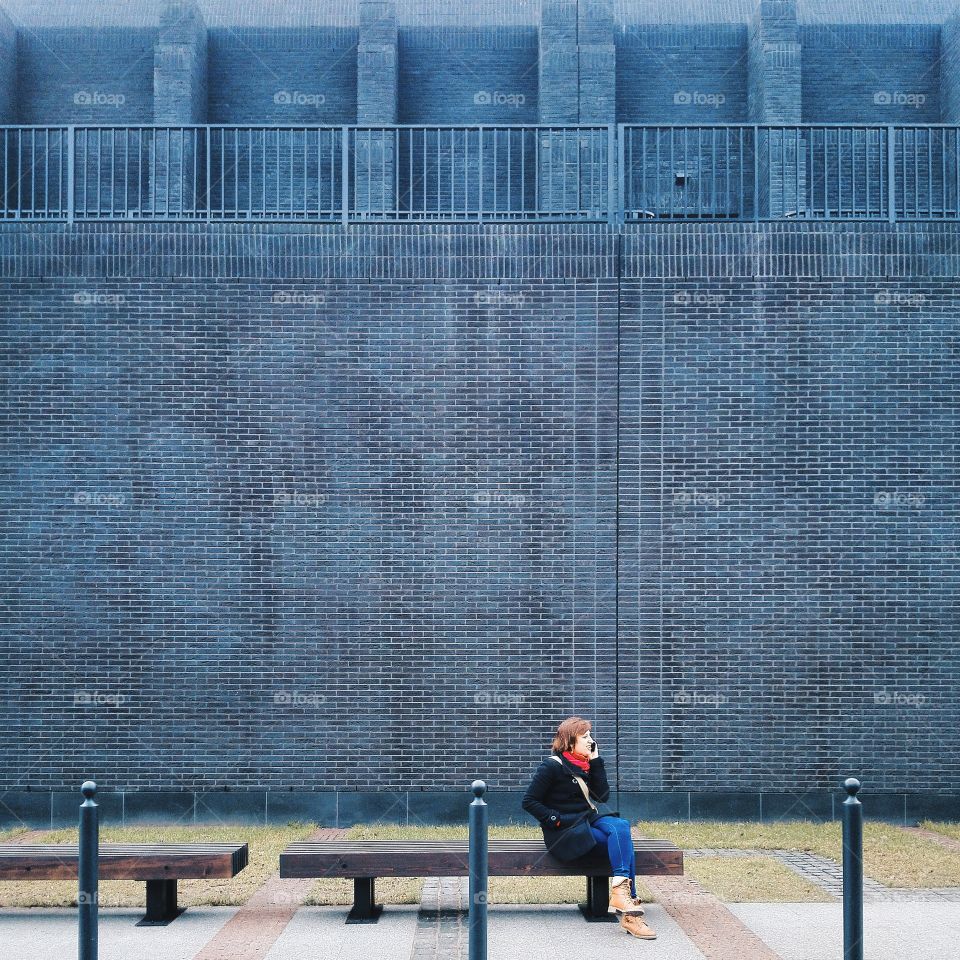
[551,716,592,753]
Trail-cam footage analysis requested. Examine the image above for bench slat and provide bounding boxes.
[0,843,249,881]
[279,839,683,879]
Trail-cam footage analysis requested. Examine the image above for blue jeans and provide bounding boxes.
[589,816,637,899]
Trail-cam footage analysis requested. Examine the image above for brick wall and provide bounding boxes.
[1,222,958,814]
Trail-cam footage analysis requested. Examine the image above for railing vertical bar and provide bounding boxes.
[164,127,170,217]
[913,127,918,218]
[28,127,34,217]
[67,126,76,222]
[940,128,946,218]
[341,126,349,225]
[16,128,21,217]
[889,125,897,223]
[696,127,702,216]
[45,128,51,217]
[205,127,212,220]
[607,125,616,224]
[670,127,675,219]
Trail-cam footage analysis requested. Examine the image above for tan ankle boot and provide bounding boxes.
[620,913,657,939]
[608,877,645,915]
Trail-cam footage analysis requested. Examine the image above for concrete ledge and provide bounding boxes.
[4,789,957,828]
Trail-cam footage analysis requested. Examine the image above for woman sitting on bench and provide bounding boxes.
[521,716,657,940]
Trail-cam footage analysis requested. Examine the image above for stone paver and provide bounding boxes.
[643,874,781,960]
[412,877,468,959]
[729,903,960,960]
[191,826,347,960]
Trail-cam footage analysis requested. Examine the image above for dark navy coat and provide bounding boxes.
[521,751,613,860]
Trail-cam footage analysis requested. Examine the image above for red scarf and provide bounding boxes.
[562,749,591,773]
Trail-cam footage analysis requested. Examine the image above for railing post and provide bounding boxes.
[78,780,98,960]
[842,777,864,960]
[468,780,488,960]
[342,126,350,226]
[887,125,896,223]
[67,126,75,224]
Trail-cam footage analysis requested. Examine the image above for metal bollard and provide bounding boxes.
[79,780,99,960]
[842,777,863,960]
[468,780,488,960]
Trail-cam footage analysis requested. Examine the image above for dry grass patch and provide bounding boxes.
[687,856,833,903]
[635,820,960,889]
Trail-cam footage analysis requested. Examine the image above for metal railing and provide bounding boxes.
[619,124,960,222]
[2,124,960,223]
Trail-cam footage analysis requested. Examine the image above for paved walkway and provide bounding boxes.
[3,899,959,960]
[3,831,960,959]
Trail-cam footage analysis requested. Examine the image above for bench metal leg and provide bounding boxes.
[137,879,186,926]
[578,875,617,923]
[346,877,384,924]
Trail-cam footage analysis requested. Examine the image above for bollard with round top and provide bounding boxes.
[469,780,488,960]
[79,780,99,960]
[842,777,863,960]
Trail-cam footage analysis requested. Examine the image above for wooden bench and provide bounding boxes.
[279,838,683,923]
[0,842,249,925]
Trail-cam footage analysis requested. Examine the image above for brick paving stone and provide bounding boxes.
[190,827,347,960]
[643,874,782,960]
